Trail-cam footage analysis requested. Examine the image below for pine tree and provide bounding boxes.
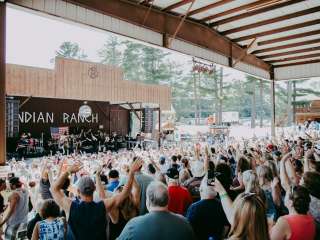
[55,41,87,59]
[98,36,123,66]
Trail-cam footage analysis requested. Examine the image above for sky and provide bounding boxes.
[5,4,320,97]
[6,4,245,83]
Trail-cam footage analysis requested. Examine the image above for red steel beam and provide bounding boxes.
[273,59,320,68]
[259,46,320,59]
[267,53,320,64]
[233,19,320,42]
[252,38,320,55]
[210,0,305,27]
[221,6,320,35]
[258,29,320,46]
[202,0,278,22]
[62,0,270,72]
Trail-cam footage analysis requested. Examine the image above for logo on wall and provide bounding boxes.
[88,65,99,79]
[79,104,92,118]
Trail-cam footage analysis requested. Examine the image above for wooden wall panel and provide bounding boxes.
[6,58,171,110]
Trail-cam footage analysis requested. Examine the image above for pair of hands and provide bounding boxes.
[67,157,144,175]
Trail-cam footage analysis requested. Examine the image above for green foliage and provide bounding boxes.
[98,36,123,66]
[56,36,319,125]
[55,42,87,60]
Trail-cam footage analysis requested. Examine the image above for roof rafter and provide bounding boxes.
[252,38,320,54]
[201,0,280,22]
[233,19,320,42]
[210,0,305,27]
[258,29,320,46]
[221,6,320,35]
[267,53,320,63]
[274,59,320,68]
[188,0,234,17]
[260,46,320,59]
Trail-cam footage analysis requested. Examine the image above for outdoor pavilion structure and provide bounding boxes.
[1,0,320,164]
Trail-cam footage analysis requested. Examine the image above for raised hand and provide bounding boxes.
[67,162,83,174]
[213,178,226,194]
[130,158,143,173]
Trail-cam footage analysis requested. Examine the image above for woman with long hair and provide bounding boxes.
[228,193,270,240]
[270,186,316,240]
[213,178,270,240]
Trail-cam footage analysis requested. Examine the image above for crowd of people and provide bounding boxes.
[0,127,320,240]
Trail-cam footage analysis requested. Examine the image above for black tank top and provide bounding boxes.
[69,200,107,240]
[108,211,127,240]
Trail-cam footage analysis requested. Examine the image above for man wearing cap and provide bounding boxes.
[51,159,143,240]
[166,167,192,215]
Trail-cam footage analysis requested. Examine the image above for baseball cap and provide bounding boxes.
[166,168,179,179]
[77,176,95,196]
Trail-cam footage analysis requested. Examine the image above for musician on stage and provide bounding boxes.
[16,132,28,158]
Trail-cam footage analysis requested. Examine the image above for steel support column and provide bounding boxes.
[158,108,161,148]
[0,2,6,165]
[270,68,276,138]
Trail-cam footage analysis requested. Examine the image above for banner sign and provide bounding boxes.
[18,112,98,124]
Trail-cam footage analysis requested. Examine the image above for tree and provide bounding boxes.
[55,42,87,59]
[98,36,123,66]
[291,79,320,123]
[140,46,171,84]
[122,41,144,81]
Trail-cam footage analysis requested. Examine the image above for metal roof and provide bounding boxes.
[128,0,320,79]
[7,0,320,80]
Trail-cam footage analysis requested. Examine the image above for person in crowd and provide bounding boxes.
[166,167,192,215]
[181,157,193,177]
[228,192,270,240]
[117,181,196,240]
[147,163,157,178]
[27,201,43,240]
[231,156,251,192]
[270,186,316,240]
[0,177,29,240]
[215,163,239,201]
[171,155,179,170]
[132,156,154,215]
[300,171,320,222]
[256,165,279,219]
[31,199,66,240]
[159,156,169,174]
[96,167,140,240]
[184,160,205,202]
[0,178,7,237]
[39,162,53,200]
[51,158,143,240]
[186,176,229,240]
[107,169,120,192]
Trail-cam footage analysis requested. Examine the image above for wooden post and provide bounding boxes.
[0,2,6,165]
